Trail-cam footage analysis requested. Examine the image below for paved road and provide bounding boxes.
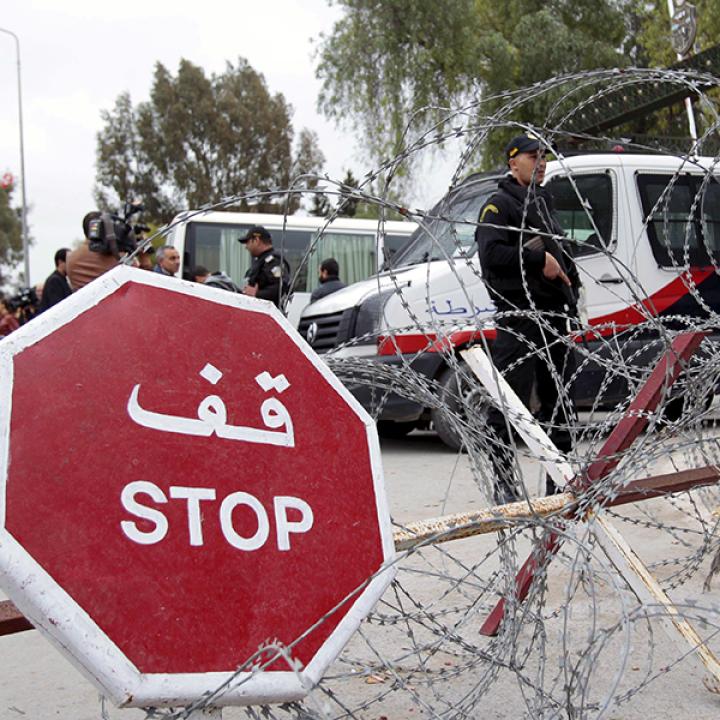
[2,429,720,718]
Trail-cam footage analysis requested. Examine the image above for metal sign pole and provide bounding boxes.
[0,28,29,284]
[667,0,699,142]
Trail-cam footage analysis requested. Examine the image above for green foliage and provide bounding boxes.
[336,170,360,217]
[631,1,720,140]
[309,169,404,220]
[95,58,326,225]
[316,0,629,167]
[316,0,484,162]
[0,175,24,283]
[292,128,328,214]
[310,191,332,217]
[316,0,720,168]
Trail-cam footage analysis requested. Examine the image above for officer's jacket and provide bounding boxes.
[245,248,290,308]
[475,175,580,312]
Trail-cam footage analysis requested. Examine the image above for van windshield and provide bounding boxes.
[391,175,502,268]
[637,173,720,267]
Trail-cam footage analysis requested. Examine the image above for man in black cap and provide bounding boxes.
[475,132,581,503]
[239,225,290,309]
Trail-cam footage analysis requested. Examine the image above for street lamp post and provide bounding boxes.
[0,27,30,285]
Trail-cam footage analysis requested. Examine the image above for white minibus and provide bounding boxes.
[165,212,417,326]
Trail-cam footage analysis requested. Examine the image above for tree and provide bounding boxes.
[95,92,173,223]
[291,127,328,214]
[630,1,720,142]
[315,0,629,168]
[336,170,360,217]
[95,58,325,225]
[310,192,332,217]
[0,173,24,285]
[316,0,484,163]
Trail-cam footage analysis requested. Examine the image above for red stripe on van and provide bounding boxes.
[377,329,497,356]
[428,329,497,353]
[588,268,714,331]
[377,334,437,355]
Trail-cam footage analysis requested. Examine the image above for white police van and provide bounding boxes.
[298,153,720,448]
[165,212,417,326]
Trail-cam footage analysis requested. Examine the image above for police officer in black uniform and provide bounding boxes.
[475,132,581,503]
[239,225,290,309]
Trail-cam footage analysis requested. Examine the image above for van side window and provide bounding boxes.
[546,174,613,257]
[637,174,720,267]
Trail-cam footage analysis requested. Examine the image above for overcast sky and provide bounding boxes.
[0,0,447,286]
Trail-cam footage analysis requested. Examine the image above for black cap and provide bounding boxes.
[504,133,542,161]
[239,225,272,244]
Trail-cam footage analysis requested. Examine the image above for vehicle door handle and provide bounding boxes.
[598,275,623,284]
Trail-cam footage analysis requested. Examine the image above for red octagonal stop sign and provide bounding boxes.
[0,266,395,707]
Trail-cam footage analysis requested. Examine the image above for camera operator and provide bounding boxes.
[67,212,119,290]
[37,248,72,313]
[4,286,39,325]
[67,204,142,290]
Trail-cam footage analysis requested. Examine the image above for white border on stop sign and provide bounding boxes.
[0,264,396,707]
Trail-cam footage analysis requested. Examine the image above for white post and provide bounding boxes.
[666,0,699,142]
[0,28,29,284]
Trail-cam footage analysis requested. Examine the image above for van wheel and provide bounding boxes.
[376,420,417,439]
[431,361,490,451]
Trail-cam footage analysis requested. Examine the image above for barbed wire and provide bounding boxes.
[117,67,720,719]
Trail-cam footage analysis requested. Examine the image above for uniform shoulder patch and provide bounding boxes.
[480,203,499,222]
[265,254,275,264]
[270,266,282,278]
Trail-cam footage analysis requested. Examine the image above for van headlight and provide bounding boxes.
[353,289,395,342]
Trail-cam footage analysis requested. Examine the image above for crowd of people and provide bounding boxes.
[0,215,347,337]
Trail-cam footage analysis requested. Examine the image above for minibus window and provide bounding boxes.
[185,222,312,290]
[305,232,375,291]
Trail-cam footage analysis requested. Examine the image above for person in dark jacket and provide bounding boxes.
[239,226,290,309]
[475,132,581,503]
[204,270,242,293]
[37,248,72,313]
[310,257,346,303]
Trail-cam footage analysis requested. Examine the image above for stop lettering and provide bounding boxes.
[120,481,314,551]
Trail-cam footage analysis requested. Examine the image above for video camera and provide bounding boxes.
[6,286,38,312]
[88,200,145,257]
